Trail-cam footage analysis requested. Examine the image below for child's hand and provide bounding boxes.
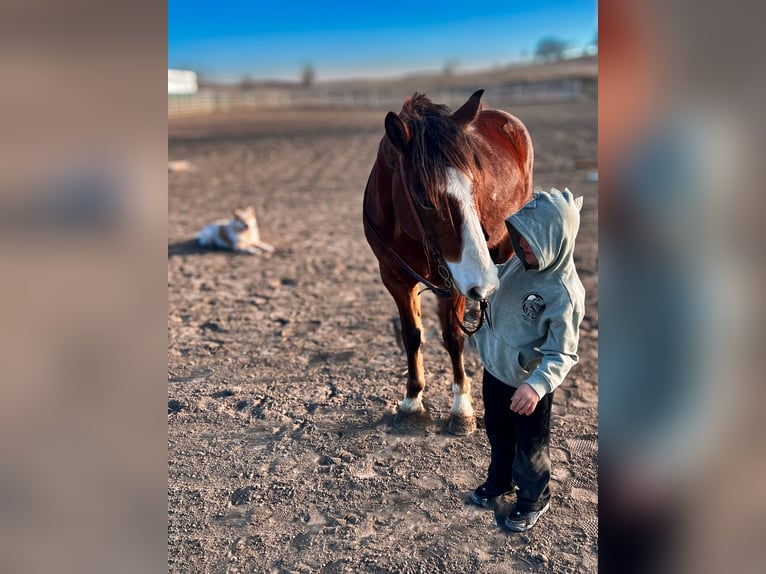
[510,383,540,415]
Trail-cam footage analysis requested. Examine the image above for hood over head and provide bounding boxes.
[506,188,583,271]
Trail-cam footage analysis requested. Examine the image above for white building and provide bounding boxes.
[168,69,198,95]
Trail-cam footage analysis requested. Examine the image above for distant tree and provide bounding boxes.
[193,69,211,88]
[443,59,459,76]
[585,30,599,55]
[301,64,315,88]
[239,73,255,90]
[535,36,568,62]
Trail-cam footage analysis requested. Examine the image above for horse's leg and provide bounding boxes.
[382,274,426,415]
[438,295,477,435]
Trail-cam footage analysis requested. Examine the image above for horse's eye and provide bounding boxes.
[411,180,435,210]
[418,198,435,211]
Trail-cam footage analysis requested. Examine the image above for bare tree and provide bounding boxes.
[301,64,315,88]
[443,59,459,76]
[239,73,255,90]
[535,36,568,62]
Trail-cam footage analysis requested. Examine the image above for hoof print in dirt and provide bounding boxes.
[392,409,433,432]
[230,486,256,506]
[447,415,477,436]
[168,399,184,414]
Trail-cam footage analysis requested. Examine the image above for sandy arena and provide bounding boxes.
[168,99,597,573]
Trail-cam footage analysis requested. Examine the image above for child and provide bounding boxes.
[471,188,585,532]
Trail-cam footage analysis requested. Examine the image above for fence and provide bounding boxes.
[168,77,595,118]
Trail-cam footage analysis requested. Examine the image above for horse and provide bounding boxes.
[362,89,534,435]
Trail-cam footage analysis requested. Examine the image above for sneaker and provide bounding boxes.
[470,483,513,508]
[504,503,550,532]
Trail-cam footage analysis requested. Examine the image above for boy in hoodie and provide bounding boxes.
[471,188,585,532]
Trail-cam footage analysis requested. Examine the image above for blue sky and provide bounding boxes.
[169,1,597,82]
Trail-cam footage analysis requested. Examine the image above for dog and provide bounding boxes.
[197,206,274,254]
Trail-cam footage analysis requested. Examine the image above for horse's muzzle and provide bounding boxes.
[466,281,498,301]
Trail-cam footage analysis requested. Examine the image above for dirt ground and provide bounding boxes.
[168,99,598,573]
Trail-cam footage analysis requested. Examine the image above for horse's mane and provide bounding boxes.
[399,93,479,214]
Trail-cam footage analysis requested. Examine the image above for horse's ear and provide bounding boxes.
[384,111,411,151]
[451,89,484,126]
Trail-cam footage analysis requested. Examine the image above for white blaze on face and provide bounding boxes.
[444,168,499,300]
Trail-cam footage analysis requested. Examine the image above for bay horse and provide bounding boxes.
[363,89,533,435]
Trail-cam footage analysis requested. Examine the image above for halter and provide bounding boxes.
[363,157,490,336]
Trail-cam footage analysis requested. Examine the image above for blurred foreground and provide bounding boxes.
[599,1,764,573]
[0,2,167,573]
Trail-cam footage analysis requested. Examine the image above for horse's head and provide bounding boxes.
[383,90,499,301]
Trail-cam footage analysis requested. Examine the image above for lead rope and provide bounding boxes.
[454,298,490,336]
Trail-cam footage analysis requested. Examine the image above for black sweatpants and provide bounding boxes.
[482,368,553,512]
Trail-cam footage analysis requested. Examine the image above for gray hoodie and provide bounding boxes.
[474,188,585,398]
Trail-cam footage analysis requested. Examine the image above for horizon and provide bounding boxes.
[169,1,597,83]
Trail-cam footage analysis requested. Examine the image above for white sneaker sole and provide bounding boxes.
[505,502,550,532]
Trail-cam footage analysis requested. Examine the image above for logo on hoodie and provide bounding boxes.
[521,292,546,321]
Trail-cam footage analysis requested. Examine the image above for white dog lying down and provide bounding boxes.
[197,207,274,254]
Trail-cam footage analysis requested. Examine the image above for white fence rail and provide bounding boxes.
[168,78,594,118]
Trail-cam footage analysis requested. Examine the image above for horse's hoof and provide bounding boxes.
[448,415,476,436]
[393,409,432,432]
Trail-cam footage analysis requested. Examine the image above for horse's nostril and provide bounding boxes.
[467,287,482,301]
[467,281,498,300]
